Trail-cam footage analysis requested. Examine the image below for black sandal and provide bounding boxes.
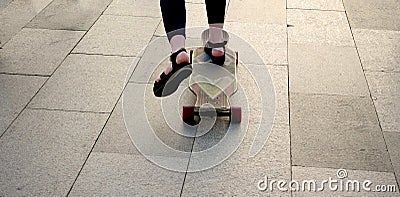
[204,41,227,66]
[153,48,192,97]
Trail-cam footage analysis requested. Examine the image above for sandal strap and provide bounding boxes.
[205,41,227,49]
[159,72,168,81]
[170,48,187,64]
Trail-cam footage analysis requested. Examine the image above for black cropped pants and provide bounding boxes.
[160,0,226,41]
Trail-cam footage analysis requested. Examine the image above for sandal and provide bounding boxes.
[204,40,227,66]
[153,48,192,97]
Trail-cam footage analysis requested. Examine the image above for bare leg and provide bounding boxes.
[208,23,225,57]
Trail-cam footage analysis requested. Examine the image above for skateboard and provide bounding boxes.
[182,29,241,123]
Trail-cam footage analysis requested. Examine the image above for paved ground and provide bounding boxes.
[1,0,400,196]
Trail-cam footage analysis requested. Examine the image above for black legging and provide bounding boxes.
[160,0,226,41]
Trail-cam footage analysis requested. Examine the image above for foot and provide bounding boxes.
[208,26,225,58]
[204,40,227,66]
[155,51,189,82]
[153,48,192,97]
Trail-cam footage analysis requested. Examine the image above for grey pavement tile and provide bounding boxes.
[0,0,13,10]
[154,20,165,37]
[365,72,400,98]
[353,29,400,72]
[289,43,369,96]
[267,65,289,125]
[26,0,112,31]
[121,83,195,156]
[370,97,400,133]
[0,74,47,136]
[0,109,108,196]
[104,0,161,18]
[29,54,136,112]
[290,93,393,172]
[182,124,291,196]
[92,100,138,155]
[225,0,286,25]
[287,9,354,47]
[185,3,208,28]
[69,152,186,196]
[292,166,399,196]
[343,0,400,31]
[93,91,195,156]
[225,22,287,65]
[0,0,52,47]
[0,28,84,75]
[288,0,344,11]
[384,132,400,188]
[73,15,160,56]
[237,64,289,125]
[365,72,400,133]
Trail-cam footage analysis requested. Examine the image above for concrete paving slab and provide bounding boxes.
[353,29,400,72]
[267,65,289,125]
[343,0,400,31]
[0,109,108,196]
[237,65,288,125]
[92,100,138,155]
[289,43,369,96]
[365,72,400,98]
[69,152,186,196]
[370,97,400,133]
[384,132,400,188]
[120,83,195,171]
[93,90,195,156]
[154,20,165,37]
[182,124,291,196]
[26,0,112,31]
[29,54,135,112]
[288,9,354,47]
[186,3,208,28]
[365,72,400,133]
[104,0,161,18]
[290,93,393,172]
[120,82,196,157]
[225,22,287,65]
[288,0,344,11]
[0,0,13,10]
[292,166,399,196]
[0,74,47,136]
[0,28,84,75]
[0,0,52,47]
[73,15,160,57]
[225,0,286,25]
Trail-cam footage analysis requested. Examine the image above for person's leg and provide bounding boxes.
[156,0,189,83]
[205,0,226,57]
[154,0,192,97]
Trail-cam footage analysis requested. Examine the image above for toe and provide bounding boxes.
[212,48,224,57]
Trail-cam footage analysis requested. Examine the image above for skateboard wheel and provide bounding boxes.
[231,107,242,123]
[182,106,195,123]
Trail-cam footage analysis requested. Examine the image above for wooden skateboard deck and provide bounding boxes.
[182,29,241,123]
